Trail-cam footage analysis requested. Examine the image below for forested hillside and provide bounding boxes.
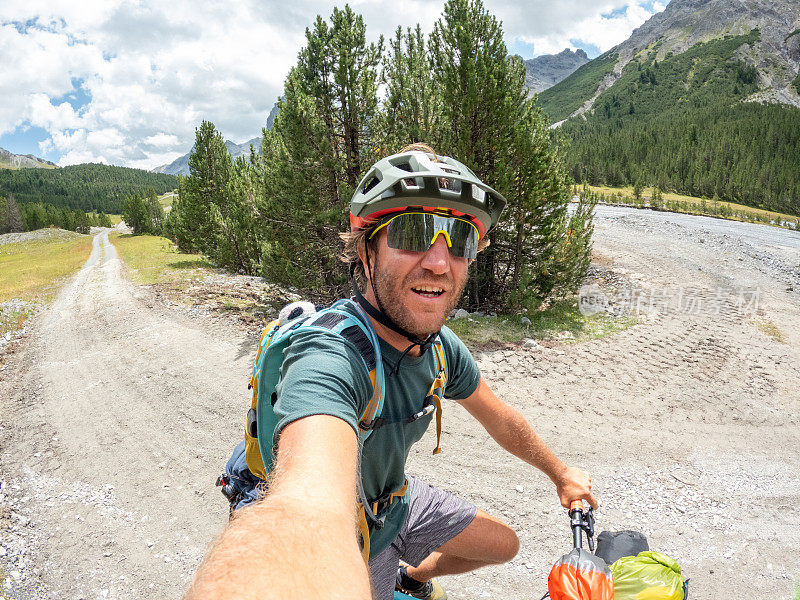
[0,164,177,214]
[542,30,800,215]
[537,51,618,122]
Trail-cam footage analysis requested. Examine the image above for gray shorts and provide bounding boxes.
[368,476,477,600]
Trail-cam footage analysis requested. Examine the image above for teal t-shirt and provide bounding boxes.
[272,311,481,558]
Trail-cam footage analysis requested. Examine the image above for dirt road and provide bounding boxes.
[1,210,799,599]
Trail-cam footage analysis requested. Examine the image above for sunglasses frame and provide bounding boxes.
[368,211,480,258]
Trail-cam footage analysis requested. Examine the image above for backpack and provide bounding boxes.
[218,298,448,561]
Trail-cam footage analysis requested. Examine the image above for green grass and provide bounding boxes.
[0,158,57,170]
[109,232,214,285]
[583,184,800,229]
[756,318,784,343]
[793,73,800,96]
[446,297,636,349]
[0,234,93,303]
[107,214,123,226]
[158,191,177,209]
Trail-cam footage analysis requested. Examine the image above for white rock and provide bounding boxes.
[453,309,470,319]
[523,338,539,349]
[515,485,524,493]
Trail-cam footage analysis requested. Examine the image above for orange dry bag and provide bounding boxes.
[547,501,614,600]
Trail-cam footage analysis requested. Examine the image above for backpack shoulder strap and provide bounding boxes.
[296,299,386,436]
[427,336,448,455]
[245,300,385,481]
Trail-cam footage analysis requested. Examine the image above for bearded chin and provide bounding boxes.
[371,266,468,340]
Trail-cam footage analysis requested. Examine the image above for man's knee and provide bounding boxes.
[444,509,519,564]
[493,521,519,564]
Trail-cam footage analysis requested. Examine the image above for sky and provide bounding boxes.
[0,0,668,171]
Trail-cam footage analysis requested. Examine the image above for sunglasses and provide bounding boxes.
[369,212,480,259]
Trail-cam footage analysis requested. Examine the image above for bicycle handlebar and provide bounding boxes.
[568,500,595,551]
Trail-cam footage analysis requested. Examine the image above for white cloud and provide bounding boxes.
[501,1,665,56]
[1,1,666,169]
[144,133,180,148]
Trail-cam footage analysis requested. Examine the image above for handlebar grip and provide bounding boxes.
[569,500,583,510]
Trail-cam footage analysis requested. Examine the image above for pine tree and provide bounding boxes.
[22,203,47,231]
[0,197,7,234]
[428,0,592,309]
[74,210,91,234]
[258,5,383,297]
[379,25,442,151]
[429,0,526,307]
[5,195,24,233]
[173,121,232,253]
[122,193,151,234]
[501,101,592,308]
[213,155,263,274]
[145,189,165,234]
[60,206,75,231]
[98,211,113,228]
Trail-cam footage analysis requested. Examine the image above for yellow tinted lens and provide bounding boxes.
[384,213,478,258]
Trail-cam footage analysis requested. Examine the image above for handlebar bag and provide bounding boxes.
[596,530,650,565]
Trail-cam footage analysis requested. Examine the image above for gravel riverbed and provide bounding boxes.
[1,208,798,599]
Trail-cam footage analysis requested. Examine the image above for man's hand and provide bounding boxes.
[552,466,598,510]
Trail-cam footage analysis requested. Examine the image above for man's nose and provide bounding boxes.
[420,233,451,273]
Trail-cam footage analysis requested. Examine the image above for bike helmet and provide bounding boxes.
[350,149,506,238]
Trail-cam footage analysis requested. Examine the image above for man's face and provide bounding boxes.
[366,230,470,338]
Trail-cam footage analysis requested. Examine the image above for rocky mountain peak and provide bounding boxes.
[617,0,800,106]
[524,48,591,93]
[0,147,57,169]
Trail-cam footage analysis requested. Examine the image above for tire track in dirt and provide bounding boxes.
[406,209,800,600]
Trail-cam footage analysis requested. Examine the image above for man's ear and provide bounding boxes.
[357,239,371,283]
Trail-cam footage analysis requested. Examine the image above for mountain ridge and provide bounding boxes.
[541,0,800,122]
[523,48,590,93]
[537,0,800,214]
[0,147,57,170]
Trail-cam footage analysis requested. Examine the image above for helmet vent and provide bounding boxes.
[438,177,462,194]
[402,177,423,190]
[362,176,380,194]
[392,161,413,172]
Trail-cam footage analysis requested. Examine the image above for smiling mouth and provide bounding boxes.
[412,286,445,298]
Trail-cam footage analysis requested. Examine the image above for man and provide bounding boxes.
[187,145,596,600]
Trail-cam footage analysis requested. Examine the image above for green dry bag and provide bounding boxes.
[610,551,685,600]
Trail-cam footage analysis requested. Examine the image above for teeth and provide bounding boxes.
[414,286,444,293]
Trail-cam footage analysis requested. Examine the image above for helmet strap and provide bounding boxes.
[350,245,438,367]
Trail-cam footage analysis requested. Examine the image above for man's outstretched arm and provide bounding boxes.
[185,415,371,600]
[457,378,597,509]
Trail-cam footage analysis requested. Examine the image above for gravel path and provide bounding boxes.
[1,209,799,599]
